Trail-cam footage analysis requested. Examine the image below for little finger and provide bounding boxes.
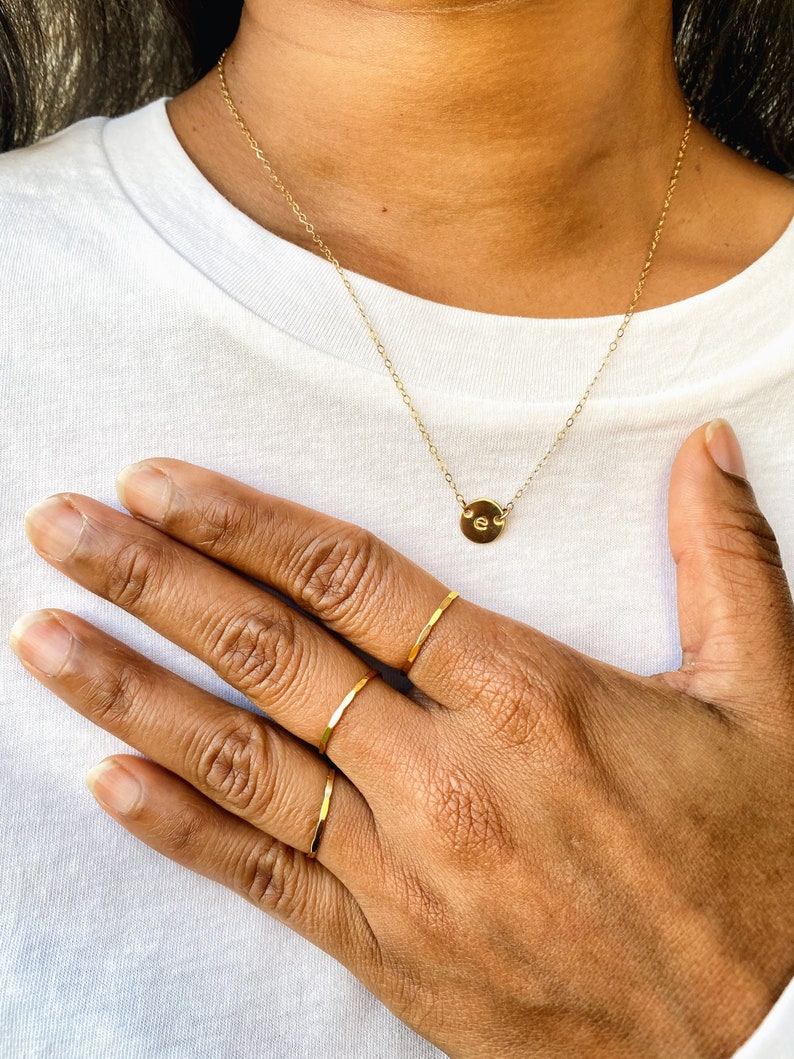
[86,754,381,976]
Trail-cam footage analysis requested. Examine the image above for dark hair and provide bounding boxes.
[0,1,244,153]
[1,0,792,172]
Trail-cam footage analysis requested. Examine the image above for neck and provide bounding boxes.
[168,0,791,315]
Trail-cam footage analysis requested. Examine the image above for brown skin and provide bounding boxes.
[10,420,794,1057]
[167,0,794,317]
[10,4,794,1054]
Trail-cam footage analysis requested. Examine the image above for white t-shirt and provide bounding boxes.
[1,99,793,1058]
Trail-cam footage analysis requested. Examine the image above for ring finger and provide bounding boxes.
[9,608,380,885]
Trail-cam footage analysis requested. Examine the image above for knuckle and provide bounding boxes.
[237,839,307,919]
[80,659,153,729]
[458,622,564,749]
[194,716,276,815]
[481,655,556,749]
[423,766,512,862]
[194,493,263,560]
[481,677,542,748]
[207,609,303,698]
[105,538,167,611]
[288,525,383,622]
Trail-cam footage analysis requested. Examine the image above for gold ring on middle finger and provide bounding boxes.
[318,669,382,756]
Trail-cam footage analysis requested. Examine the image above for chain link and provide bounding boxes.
[219,50,693,519]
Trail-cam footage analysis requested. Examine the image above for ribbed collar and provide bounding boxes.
[102,98,794,405]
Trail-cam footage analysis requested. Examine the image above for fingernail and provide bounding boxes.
[116,464,171,523]
[86,760,142,815]
[9,611,74,677]
[705,419,747,479]
[25,497,86,561]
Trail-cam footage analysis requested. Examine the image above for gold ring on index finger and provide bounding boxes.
[402,591,460,675]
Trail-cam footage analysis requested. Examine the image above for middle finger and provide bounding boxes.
[23,493,429,783]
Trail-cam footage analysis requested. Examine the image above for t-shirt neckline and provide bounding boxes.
[100,97,794,405]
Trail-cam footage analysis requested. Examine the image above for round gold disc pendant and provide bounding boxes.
[460,499,507,543]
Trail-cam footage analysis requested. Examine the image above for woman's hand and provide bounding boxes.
[10,421,794,1059]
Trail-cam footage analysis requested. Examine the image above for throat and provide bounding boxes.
[167,0,794,318]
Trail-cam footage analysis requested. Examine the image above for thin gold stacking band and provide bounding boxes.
[307,768,336,860]
[402,591,460,674]
[319,669,381,756]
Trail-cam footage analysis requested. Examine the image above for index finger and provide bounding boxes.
[115,459,547,708]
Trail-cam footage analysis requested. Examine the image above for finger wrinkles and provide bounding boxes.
[78,653,158,732]
[104,536,173,612]
[698,516,784,571]
[191,714,280,820]
[678,523,789,605]
[286,525,384,624]
[235,839,308,918]
[189,490,267,561]
[678,478,783,572]
[74,652,296,832]
[202,607,305,702]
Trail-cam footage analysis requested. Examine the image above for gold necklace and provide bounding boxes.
[218,50,693,543]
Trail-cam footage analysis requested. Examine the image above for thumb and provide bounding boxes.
[664,419,794,723]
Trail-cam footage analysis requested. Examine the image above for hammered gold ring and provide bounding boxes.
[318,669,382,756]
[307,768,336,860]
[402,590,460,674]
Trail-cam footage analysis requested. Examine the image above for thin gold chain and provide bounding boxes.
[218,49,693,520]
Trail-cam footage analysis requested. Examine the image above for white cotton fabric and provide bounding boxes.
[0,99,793,1058]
